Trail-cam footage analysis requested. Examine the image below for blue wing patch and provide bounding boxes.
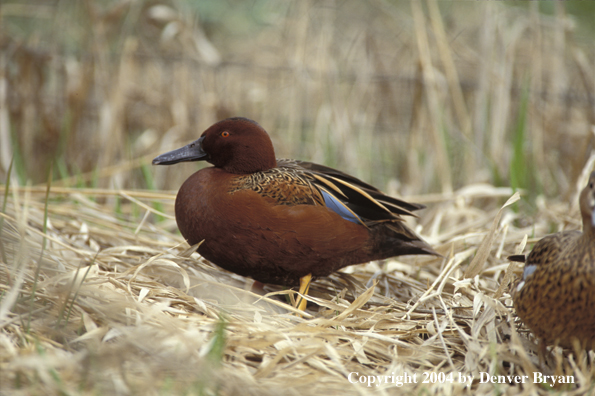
[522,264,537,279]
[320,189,362,224]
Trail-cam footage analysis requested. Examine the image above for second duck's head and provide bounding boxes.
[580,171,595,228]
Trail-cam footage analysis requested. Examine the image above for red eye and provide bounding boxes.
[221,131,230,138]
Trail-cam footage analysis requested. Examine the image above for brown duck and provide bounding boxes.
[513,172,595,349]
[153,117,438,310]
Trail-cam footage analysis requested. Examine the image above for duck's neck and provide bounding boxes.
[223,156,277,174]
[582,223,595,240]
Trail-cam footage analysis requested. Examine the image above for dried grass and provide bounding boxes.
[1,1,595,395]
[1,179,594,395]
[0,1,593,195]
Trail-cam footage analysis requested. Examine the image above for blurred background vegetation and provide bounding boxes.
[1,0,594,202]
[2,3,595,394]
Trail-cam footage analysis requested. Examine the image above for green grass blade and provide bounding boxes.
[27,163,53,333]
[0,156,15,264]
[509,81,530,193]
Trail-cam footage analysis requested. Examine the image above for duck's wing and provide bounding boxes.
[277,159,423,226]
[288,160,424,212]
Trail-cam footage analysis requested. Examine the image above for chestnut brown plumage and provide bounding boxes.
[513,172,595,349]
[153,117,438,304]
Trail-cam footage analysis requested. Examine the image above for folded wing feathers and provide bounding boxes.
[318,185,367,227]
[292,160,424,210]
[377,199,419,218]
[296,161,381,191]
[312,173,419,222]
[310,173,349,199]
[277,158,421,223]
[325,175,393,214]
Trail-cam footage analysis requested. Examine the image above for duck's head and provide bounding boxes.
[579,171,595,229]
[152,117,277,174]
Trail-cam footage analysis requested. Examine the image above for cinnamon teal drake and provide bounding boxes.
[153,117,438,309]
[513,172,595,349]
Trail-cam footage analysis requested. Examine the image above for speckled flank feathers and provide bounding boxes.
[513,172,595,349]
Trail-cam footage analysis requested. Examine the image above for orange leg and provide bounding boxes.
[295,273,312,311]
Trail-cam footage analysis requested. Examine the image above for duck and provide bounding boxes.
[153,117,438,309]
[513,171,595,349]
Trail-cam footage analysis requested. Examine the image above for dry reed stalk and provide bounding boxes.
[410,0,452,193]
